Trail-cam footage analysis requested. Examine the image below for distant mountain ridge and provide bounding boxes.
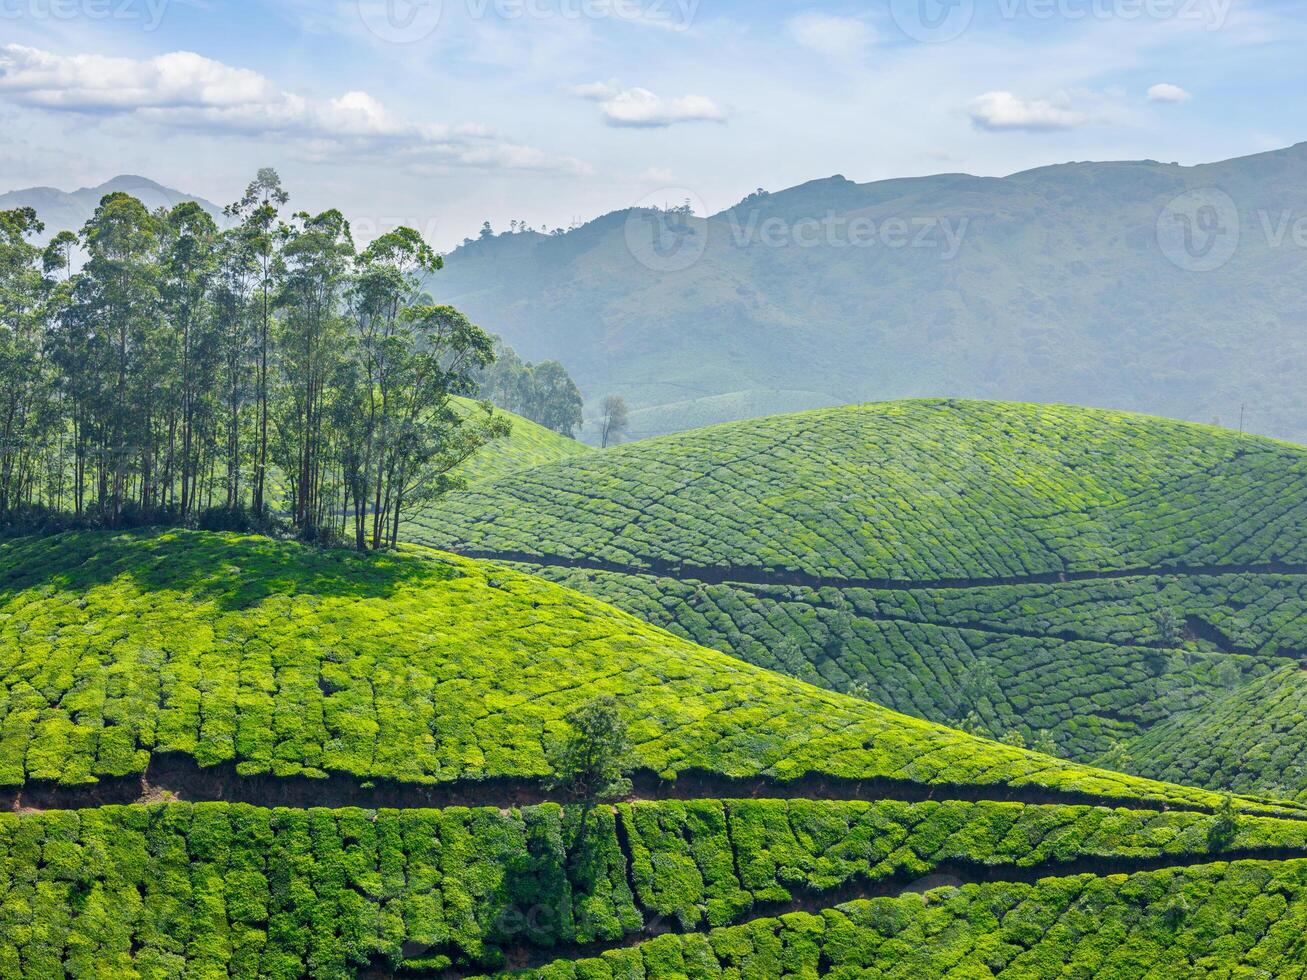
[0,175,225,239]
[432,142,1307,443]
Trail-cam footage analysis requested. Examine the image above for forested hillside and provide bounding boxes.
[413,400,1307,797]
[434,143,1307,442]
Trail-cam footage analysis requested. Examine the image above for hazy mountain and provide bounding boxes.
[432,143,1307,443]
[0,175,225,240]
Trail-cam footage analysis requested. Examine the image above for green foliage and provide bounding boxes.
[512,565,1280,763]
[447,396,590,486]
[414,400,1307,580]
[3,798,1305,976]
[409,401,1307,798]
[545,697,633,804]
[1115,666,1307,801]
[493,859,1307,979]
[1,530,1286,816]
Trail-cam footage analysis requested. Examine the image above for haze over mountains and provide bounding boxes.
[0,175,225,242]
[434,142,1307,443]
[11,142,1307,443]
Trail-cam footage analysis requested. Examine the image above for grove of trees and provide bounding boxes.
[0,169,512,549]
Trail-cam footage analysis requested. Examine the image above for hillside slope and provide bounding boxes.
[412,400,1307,793]
[432,143,1307,442]
[2,529,1275,814]
[7,530,1307,976]
[450,396,591,485]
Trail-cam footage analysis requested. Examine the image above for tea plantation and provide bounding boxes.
[2,530,1279,814]
[7,530,1307,976]
[411,400,1307,797]
[1110,666,1307,800]
[411,400,1307,581]
[489,859,1307,980]
[8,798,1307,976]
[448,397,591,486]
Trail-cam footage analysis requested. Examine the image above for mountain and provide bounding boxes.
[410,399,1307,793]
[430,143,1307,443]
[0,174,225,238]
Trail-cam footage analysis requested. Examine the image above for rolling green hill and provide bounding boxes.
[411,400,1307,794]
[1107,666,1307,800]
[6,529,1307,976]
[450,397,591,486]
[433,142,1307,443]
[0,529,1265,811]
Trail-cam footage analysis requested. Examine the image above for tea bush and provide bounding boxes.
[491,859,1307,979]
[413,400,1307,581]
[4,799,1306,975]
[2,530,1281,816]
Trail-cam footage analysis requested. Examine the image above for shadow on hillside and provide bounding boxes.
[0,528,457,610]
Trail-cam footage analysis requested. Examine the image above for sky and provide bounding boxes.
[0,0,1303,248]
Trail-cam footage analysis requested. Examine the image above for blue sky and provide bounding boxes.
[1,0,1302,247]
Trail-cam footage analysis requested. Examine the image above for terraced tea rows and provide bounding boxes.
[7,529,1307,978]
[1113,666,1307,800]
[6,530,1283,816]
[519,566,1283,760]
[411,401,1307,797]
[6,798,1307,976]
[412,400,1307,582]
[489,859,1307,979]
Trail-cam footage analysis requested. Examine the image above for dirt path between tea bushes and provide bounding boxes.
[5,755,1305,821]
[380,850,1307,978]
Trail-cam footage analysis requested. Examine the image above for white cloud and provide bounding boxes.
[787,14,875,61]
[1147,82,1192,103]
[0,44,587,172]
[968,91,1088,132]
[569,81,724,128]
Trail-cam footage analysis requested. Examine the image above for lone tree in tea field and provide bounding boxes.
[547,696,633,857]
[547,696,633,804]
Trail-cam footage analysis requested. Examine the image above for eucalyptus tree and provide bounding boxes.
[226,167,288,517]
[159,202,220,518]
[0,208,52,516]
[274,208,354,539]
[69,192,160,525]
